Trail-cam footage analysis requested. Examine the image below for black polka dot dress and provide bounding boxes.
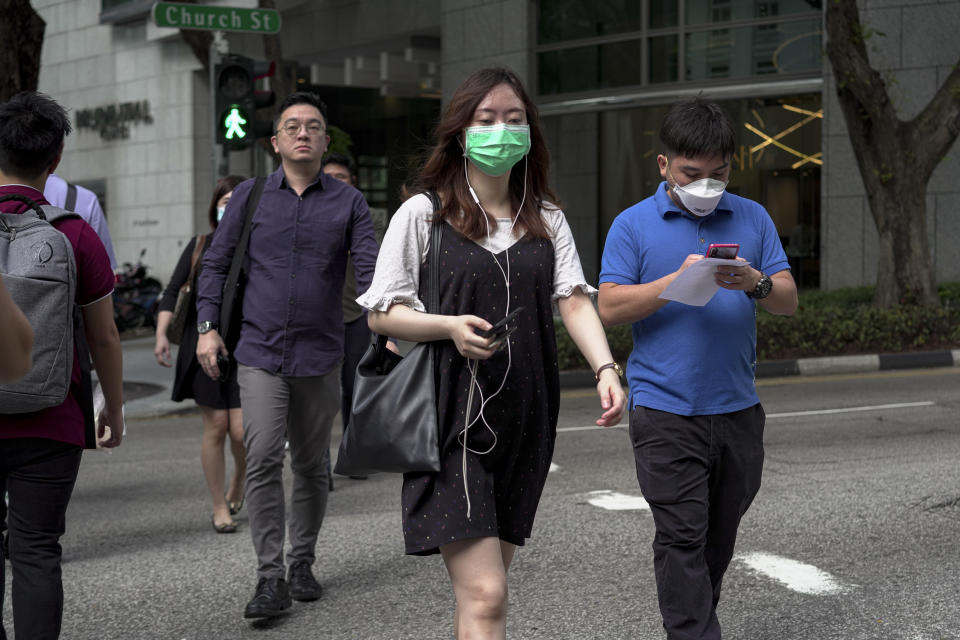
[402,222,561,555]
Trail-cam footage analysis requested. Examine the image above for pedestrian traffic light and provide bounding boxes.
[214,54,276,150]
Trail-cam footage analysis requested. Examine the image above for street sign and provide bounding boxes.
[152,2,281,34]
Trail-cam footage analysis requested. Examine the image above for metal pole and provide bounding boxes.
[211,31,229,179]
[210,36,218,181]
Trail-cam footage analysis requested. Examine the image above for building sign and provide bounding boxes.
[75,100,154,141]
[152,2,281,34]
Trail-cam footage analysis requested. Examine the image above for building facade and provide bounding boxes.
[33,0,960,289]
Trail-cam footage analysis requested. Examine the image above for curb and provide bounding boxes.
[560,349,960,389]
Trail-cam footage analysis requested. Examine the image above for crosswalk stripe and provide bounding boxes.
[735,552,851,595]
[584,490,649,511]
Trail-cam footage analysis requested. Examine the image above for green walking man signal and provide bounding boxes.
[223,106,248,140]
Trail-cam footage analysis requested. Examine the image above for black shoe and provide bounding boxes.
[287,561,323,602]
[243,577,292,619]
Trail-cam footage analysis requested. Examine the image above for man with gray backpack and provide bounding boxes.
[0,91,123,640]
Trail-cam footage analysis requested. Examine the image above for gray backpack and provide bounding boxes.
[0,194,81,413]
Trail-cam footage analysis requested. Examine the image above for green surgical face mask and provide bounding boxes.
[463,124,531,177]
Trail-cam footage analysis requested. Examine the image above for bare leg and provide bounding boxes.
[225,407,245,505]
[453,541,516,638]
[441,537,515,640]
[199,406,233,527]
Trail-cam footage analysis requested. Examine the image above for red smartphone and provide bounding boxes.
[705,243,739,259]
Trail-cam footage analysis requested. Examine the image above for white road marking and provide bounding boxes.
[549,462,560,473]
[766,401,933,419]
[558,423,626,433]
[584,490,649,511]
[556,401,935,433]
[735,552,850,595]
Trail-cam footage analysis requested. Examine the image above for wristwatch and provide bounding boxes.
[746,272,773,299]
[197,321,219,334]
[595,362,624,382]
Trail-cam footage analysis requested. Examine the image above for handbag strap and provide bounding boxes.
[373,191,442,361]
[219,176,265,339]
[183,234,207,291]
[425,191,442,315]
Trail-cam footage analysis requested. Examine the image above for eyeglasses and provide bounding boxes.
[277,120,326,137]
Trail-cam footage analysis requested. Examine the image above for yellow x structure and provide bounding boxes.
[745,105,823,169]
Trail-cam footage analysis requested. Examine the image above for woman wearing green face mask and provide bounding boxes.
[359,67,626,639]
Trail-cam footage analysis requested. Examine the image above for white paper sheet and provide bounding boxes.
[657,258,749,306]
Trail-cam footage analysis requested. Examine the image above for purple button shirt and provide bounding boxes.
[196,167,378,377]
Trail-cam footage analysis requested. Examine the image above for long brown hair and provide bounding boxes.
[207,175,246,230]
[414,67,557,241]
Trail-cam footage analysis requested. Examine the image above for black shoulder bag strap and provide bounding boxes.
[425,191,442,314]
[372,191,442,370]
[65,183,78,212]
[219,176,265,349]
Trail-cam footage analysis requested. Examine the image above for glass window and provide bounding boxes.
[538,0,642,44]
[686,0,821,25]
[539,40,643,95]
[649,0,679,29]
[686,19,821,81]
[649,35,679,84]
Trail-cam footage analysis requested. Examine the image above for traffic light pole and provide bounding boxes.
[210,32,229,179]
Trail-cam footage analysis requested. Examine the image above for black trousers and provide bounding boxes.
[0,438,82,640]
[630,404,765,640]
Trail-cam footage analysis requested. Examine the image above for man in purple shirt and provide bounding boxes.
[195,92,378,620]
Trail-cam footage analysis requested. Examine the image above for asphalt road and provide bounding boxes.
[4,367,959,639]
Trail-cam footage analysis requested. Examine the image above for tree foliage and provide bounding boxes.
[825,0,960,307]
[0,0,45,101]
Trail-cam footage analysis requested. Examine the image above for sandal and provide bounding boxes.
[212,516,238,534]
[225,493,244,516]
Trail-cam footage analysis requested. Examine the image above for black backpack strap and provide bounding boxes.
[65,183,78,212]
[219,176,265,347]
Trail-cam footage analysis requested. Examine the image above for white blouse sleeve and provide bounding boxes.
[547,207,597,299]
[356,194,433,313]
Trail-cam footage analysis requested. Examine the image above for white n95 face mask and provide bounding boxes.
[672,177,727,216]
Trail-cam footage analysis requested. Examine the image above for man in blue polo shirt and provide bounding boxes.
[598,98,797,640]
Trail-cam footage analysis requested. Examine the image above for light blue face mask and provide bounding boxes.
[463,124,531,177]
[216,206,226,222]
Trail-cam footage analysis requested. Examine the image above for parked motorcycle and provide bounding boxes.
[113,248,162,331]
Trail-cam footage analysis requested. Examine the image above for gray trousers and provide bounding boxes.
[237,364,340,579]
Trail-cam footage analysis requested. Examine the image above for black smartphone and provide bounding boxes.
[478,306,525,342]
[216,353,231,382]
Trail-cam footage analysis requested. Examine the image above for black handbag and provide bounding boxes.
[166,234,206,346]
[333,193,443,476]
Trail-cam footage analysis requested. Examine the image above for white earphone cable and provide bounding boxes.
[459,156,527,519]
